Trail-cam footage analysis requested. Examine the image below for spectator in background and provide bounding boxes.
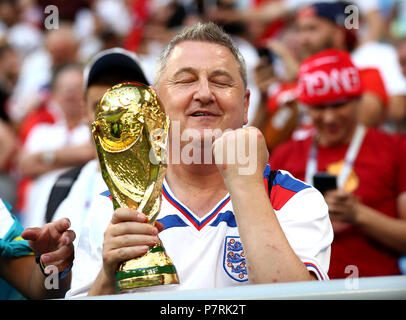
[17,64,95,228]
[270,48,406,279]
[0,0,43,59]
[294,2,391,130]
[8,24,79,125]
[253,1,400,152]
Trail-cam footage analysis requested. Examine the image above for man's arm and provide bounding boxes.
[17,142,95,178]
[21,218,75,299]
[213,127,317,283]
[0,255,71,300]
[0,120,16,171]
[0,218,75,299]
[325,189,406,254]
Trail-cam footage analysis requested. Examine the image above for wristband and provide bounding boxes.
[35,253,72,279]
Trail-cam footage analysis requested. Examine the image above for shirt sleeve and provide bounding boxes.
[275,185,334,280]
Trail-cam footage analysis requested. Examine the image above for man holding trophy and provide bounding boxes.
[67,22,333,297]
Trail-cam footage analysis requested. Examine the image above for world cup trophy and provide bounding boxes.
[91,82,179,292]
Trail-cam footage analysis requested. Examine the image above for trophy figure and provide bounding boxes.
[91,82,179,292]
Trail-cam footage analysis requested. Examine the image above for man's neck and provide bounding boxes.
[165,163,228,218]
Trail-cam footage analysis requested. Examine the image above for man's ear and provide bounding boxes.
[150,85,166,112]
[243,89,250,125]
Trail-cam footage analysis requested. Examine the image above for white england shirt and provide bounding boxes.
[66,166,333,298]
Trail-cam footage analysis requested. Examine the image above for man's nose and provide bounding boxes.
[321,107,337,123]
[193,78,214,104]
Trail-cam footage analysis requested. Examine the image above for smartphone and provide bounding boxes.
[312,172,337,194]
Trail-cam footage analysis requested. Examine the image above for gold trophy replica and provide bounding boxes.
[91,82,179,292]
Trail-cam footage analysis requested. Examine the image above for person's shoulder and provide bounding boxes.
[268,169,313,211]
[365,127,404,148]
[270,136,310,167]
[271,170,329,222]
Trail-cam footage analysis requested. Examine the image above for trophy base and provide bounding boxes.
[116,271,179,292]
[115,243,179,292]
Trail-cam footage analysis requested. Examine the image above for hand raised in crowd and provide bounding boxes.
[254,56,276,97]
[21,218,75,273]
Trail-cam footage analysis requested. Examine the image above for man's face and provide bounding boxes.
[155,41,250,142]
[297,16,336,59]
[53,69,84,119]
[85,84,111,125]
[307,99,358,147]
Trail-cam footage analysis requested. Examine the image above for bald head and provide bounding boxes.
[45,24,79,68]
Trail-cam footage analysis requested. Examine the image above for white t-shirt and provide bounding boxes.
[52,160,107,249]
[0,201,14,239]
[66,166,332,298]
[22,121,91,228]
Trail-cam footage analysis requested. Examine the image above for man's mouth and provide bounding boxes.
[191,112,215,117]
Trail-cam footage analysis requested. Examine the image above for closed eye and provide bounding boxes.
[210,72,235,87]
[211,79,233,87]
[175,78,196,84]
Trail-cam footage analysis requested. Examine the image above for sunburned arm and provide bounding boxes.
[17,143,96,178]
[355,192,406,254]
[228,179,316,283]
[213,127,316,283]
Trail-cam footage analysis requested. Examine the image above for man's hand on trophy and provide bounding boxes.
[101,208,163,283]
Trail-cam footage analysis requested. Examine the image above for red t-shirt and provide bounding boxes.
[270,128,406,278]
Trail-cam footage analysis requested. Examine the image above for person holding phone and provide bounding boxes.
[270,48,406,279]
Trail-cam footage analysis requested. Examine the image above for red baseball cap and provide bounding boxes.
[296,48,363,107]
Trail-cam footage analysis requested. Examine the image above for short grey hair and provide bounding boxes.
[155,22,247,88]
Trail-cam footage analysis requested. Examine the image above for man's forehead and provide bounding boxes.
[169,41,231,58]
[166,41,240,73]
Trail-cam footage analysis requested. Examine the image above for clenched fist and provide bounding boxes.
[212,126,269,188]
